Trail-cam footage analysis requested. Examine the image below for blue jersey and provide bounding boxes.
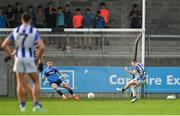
[43,67,60,83]
[135,63,145,80]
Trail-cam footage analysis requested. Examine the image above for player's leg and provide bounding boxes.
[61,83,79,100]
[28,72,42,111]
[130,84,139,103]
[23,75,32,97]
[51,83,67,100]
[116,79,137,93]
[16,72,26,112]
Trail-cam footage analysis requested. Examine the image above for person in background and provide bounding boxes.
[44,2,57,28]
[44,2,57,45]
[95,10,105,47]
[5,4,15,27]
[99,2,110,46]
[27,5,36,26]
[14,2,24,26]
[99,2,109,27]
[73,8,83,48]
[0,7,6,28]
[64,4,73,28]
[129,4,142,28]
[36,5,45,28]
[83,8,94,50]
[56,7,66,51]
[63,4,72,52]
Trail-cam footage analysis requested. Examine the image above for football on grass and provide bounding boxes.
[88,92,95,98]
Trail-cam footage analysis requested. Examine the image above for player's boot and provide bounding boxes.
[62,95,68,100]
[72,95,79,100]
[131,96,137,103]
[116,88,124,93]
[19,104,26,112]
[32,104,43,112]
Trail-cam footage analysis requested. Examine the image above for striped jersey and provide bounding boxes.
[7,24,40,58]
[135,63,145,80]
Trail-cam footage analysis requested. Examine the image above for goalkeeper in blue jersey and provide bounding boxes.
[116,59,146,103]
[42,60,79,100]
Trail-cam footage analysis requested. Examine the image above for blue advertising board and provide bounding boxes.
[39,66,180,93]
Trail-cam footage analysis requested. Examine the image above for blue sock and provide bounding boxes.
[34,101,40,106]
[132,96,137,99]
[20,101,26,107]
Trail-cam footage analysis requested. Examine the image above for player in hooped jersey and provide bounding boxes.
[116,59,146,103]
[1,13,45,112]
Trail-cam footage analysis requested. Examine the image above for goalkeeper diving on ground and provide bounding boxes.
[41,60,79,100]
[116,59,146,103]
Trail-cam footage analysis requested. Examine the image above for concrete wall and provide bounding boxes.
[146,0,180,34]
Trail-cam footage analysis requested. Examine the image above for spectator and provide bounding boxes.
[44,2,57,45]
[73,8,83,48]
[64,4,73,28]
[83,8,94,28]
[56,7,64,28]
[95,11,105,47]
[5,4,15,27]
[95,10,105,28]
[56,7,66,50]
[36,5,45,28]
[129,4,142,28]
[44,2,57,28]
[99,2,110,27]
[99,2,110,46]
[73,8,83,28]
[27,5,36,26]
[83,8,94,50]
[63,4,72,52]
[0,7,6,28]
[14,2,24,26]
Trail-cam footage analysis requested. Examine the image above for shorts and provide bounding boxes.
[50,79,65,87]
[13,57,37,73]
[134,75,146,85]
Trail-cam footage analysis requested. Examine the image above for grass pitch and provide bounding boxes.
[0,97,179,115]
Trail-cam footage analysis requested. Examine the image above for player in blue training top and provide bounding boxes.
[42,60,79,100]
[116,59,146,103]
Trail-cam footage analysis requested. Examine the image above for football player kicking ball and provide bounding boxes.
[42,60,79,100]
[116,59,146,103]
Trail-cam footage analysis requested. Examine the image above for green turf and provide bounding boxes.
[0,97,180,115]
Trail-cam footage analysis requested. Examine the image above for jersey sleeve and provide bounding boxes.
[34,31,41,42]
[135,66,139,72]
[7,32,14,42]
[53,67,59,73]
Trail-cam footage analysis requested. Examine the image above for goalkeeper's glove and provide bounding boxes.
[60,73,66,79]
[4,56,11,63]
[38,63,44,72]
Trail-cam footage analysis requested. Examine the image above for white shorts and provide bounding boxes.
[134,75,146,85]
[13,57,37,73]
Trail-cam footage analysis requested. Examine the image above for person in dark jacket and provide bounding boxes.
[83,8,94,49]
[44,2,57,28]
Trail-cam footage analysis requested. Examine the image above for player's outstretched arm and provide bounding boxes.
[124,67,137,75]
[58,71,66,78]
[41,75,46,80]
